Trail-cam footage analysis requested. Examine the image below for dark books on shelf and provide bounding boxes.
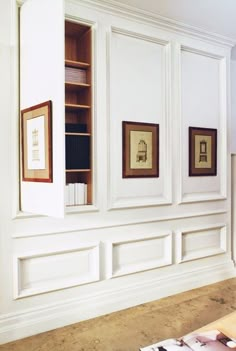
[65,123,87,133]
[65,135,90,169]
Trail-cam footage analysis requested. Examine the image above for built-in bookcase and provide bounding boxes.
[65,21,92,206]
[20,0,94,216]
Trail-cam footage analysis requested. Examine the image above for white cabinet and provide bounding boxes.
[20,0,94,217]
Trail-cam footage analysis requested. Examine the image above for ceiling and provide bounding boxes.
[114,0,236,57]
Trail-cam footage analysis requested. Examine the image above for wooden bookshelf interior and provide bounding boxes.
[65,21,92,206]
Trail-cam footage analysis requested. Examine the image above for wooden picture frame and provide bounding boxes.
[21,100,53,182]
[122,121,159,178]
[189,127,217,176]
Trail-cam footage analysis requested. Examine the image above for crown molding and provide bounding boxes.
[17,0,236,47]
[68,0,236,48]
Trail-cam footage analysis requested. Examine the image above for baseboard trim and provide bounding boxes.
[0,261,235,345]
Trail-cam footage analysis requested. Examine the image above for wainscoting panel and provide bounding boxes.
[179,46,227,203]
[108,27,172,209]
[14,243,100,298]
[105,232,172,278]
[176,224,227,263]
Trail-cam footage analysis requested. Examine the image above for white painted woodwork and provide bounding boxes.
[0,0,234,345]
[231,154,236,264]
[14,243,99,298]
[105,233,172,278]
[180,47,227,203]
[113,0,236,41]
[176,224,227,263]
[20,0,65,217]
[231,60,236,153]
[108,28,171,209]
[1,260,234,345]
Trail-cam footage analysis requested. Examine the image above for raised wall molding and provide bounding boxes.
[181,45,225,59]
[104,232,172,278]
[107,26,172,209]
[13,243,100,298]
[12,208,227,239]
[177,45,228,204]
[109,26,170,45]
[176,224,227,263]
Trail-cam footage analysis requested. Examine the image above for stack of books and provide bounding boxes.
[140,330,236,350]
[65,66,87,84]
[65,183,87,206]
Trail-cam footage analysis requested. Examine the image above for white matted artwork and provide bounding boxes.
[122,121,159,178]
[129,130,153,170]
[26,115,46,170]
[189,127,217,176]
[21,100,53,182]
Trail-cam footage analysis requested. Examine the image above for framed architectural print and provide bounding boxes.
[122,121,159,178]
[21,100,53,182]
[189,127,217,176]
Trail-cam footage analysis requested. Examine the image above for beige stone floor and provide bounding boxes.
[1,278,236,351]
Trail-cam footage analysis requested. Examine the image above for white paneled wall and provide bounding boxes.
[14,243,99,298]
[231,60,236,153]
[176,224,227,263]
[180,48,226,202]
[0,0,235,345]
[108,28,172,208]
[105,232,172,278]
[231,155,236,264]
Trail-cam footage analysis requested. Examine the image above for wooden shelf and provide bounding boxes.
[65,103,90,110]
[65,20,92,206]
[66,169,91,173]
[65,59,90,69]
[65,132,91,136]
[65,82,90,91]
[66,203,92,208]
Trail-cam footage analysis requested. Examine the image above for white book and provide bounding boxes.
[65,184,69,206]
[75,183,80,205]
[84,183,87,204]
[75,183,85,205]
[68,183,75,206]
[78,183,85,205]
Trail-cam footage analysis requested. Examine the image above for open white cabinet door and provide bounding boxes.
[20,0,65,217]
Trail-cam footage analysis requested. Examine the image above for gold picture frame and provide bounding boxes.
[21,101,53,182]
[122,121,159,178]
[189,127,217,176]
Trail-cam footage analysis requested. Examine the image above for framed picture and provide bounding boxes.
[189,127,217,176]
[122,121,159,178]
[21,100,53,182]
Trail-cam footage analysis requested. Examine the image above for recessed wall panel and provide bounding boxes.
[108,29,171,208]
[177,225,226,263]
[106,233,172,278]
[180,47,226,202]
[14,244,99,298]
